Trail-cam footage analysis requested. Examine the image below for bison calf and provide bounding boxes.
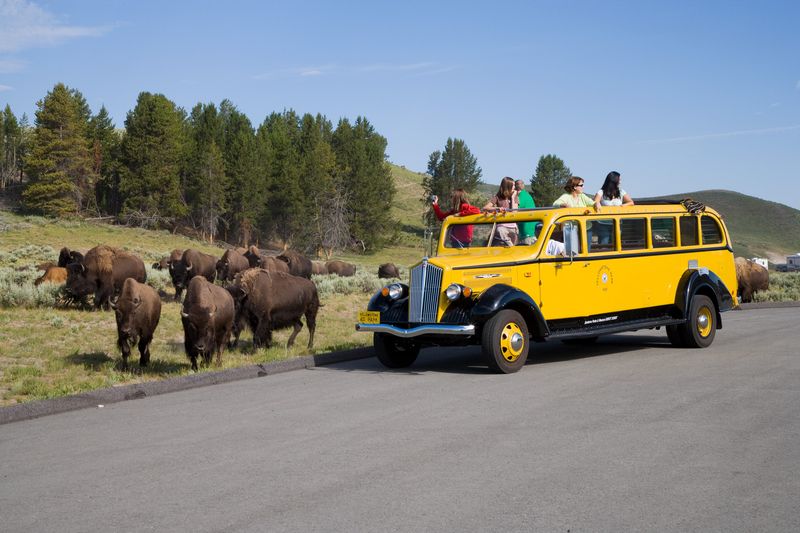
[34,266,67,286]
[112,278,161,370]
[181,277,235,371]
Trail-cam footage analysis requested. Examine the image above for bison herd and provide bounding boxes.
[45,245,400,371]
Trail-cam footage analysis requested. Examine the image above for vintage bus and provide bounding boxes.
[356,200,737,373]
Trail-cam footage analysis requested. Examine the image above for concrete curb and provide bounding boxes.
[736,301,800,310]
[0,347,374,426]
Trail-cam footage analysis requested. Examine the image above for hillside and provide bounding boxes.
[641,190,800,262]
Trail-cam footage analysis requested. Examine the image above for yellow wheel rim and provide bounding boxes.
[500,322,525,362]
[697,306,713,338]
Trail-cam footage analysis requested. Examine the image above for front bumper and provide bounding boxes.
[355,323,475,338]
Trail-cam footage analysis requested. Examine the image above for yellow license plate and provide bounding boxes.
[358,311,380,324]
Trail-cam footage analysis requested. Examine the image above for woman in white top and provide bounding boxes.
[593,171,634,244]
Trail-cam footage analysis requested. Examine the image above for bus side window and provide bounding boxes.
[680,216,698,246]
[651,217,676,248]
[620,218,647,250]
[589,219,616,252]
[701,216,723,245]
[563,220,582,256]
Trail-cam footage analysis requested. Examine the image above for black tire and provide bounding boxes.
[666,324,687,347]
[561,336,598,345]
[677,295,717,348]
[374,333,420,369]
[481,309,529,374]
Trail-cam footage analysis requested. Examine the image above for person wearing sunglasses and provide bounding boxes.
[553,176,595,207]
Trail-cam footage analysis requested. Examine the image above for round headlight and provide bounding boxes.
[445,283,462,301]
[387,283,403,300]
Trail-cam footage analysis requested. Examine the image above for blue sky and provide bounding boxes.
[2,0,799,208]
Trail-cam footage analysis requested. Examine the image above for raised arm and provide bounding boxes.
[622,193,634,206]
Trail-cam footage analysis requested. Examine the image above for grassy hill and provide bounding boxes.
[640,190,800,262]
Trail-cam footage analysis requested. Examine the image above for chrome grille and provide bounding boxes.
[409,261,443,323]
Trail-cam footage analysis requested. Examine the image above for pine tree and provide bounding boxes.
[297,113,337,251]
[1,105,23,189]
[423,138,482,224]
[194,141,227,243]
[118,92,187,227]
[531,154,571,207]
[332,117,395,251]
[87,106,122,215]
[22,83,96,216]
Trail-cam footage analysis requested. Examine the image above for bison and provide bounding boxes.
[259,256,290,274]
[735,257,769,303]
[65,245,147,310]
[325,260,356,277]
[181,276,235,371]
[152,249,183,270]
[311,261,328,275]
[58,247,84,267]
[378,263,400,279]
[111,278,161,370]
[228,269,319,350]
[169,248,217,301]
[216,249,250,284]
[276,250,312,279]
[34,266,67,286]
[243,245,265,268]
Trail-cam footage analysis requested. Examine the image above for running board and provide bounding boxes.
[547,317,686,340]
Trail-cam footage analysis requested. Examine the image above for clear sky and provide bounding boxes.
[2,0,799,208]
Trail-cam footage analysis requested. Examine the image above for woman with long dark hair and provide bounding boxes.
[593,171,634,244]
[483,176,519,246]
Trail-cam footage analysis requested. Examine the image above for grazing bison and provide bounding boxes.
[169,248,218,301]
[181,277,235,371]
[378,263,400,279]
[216,249,250,284]
[325,260,356,277]
[276,250,312,279]
[111,278,161,370]
[65,245,146,310]
[58,247,84,267]
[735,257,769,303]
[152,249,183,270]
[243,245,265,268]
[34,266,67,286]
[311,261,328,275]
[259,256,290,274]
[228,269,319,349]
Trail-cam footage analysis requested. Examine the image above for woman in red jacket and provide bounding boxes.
[432,189,481,248]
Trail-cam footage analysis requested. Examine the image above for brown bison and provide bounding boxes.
[169,248,218,301]
[34,266,67,286]
[276,250,312,279]
[259,256,290,274]
[216,249,250,283]
[111,278,161,370]
[243,245,265,268]
[181,276,235,371]
[325,260,356,277]
[735,257,769,303]
[58,247,84,267]
[311,261,328,275]
[378,263,400,279]
[228,269,319,349]
[152,249,183,270]
[65,245,147,310]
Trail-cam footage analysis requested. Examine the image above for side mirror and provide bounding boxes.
[564,222,579,262]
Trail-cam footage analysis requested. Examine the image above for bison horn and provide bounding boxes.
[186,261,193,271]
[181,310,189,318]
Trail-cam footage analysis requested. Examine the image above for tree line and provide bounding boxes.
[423,138,573,214]
[0,83,395,255]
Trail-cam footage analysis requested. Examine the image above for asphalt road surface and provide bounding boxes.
[1,307,798,532]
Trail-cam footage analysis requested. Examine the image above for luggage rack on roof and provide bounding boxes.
[635,198,706,214]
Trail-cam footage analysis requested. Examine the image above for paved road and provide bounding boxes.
[1,308,799,532]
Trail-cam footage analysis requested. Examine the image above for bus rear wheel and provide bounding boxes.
[482,309,529,374]
[374,333,420,369]
[677,295,717,348]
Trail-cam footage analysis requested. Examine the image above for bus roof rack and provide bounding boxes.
[636,198,706,213]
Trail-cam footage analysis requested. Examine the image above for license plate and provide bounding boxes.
[358,311,380,324]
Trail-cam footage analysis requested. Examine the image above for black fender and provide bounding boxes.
[367,283,409,323]
[471,284,549,339]
[675,269,735,326]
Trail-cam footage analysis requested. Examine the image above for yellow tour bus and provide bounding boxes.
[356,200,737,373]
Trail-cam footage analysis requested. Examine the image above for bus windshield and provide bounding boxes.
[443,219,544,249]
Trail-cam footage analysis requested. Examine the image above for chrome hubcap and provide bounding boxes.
[510,333,524,351]
[697,314,709,330]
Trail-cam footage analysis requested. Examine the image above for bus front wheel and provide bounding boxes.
[482,309,529,374]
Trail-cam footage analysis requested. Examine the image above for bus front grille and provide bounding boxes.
[409,261,442,323]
